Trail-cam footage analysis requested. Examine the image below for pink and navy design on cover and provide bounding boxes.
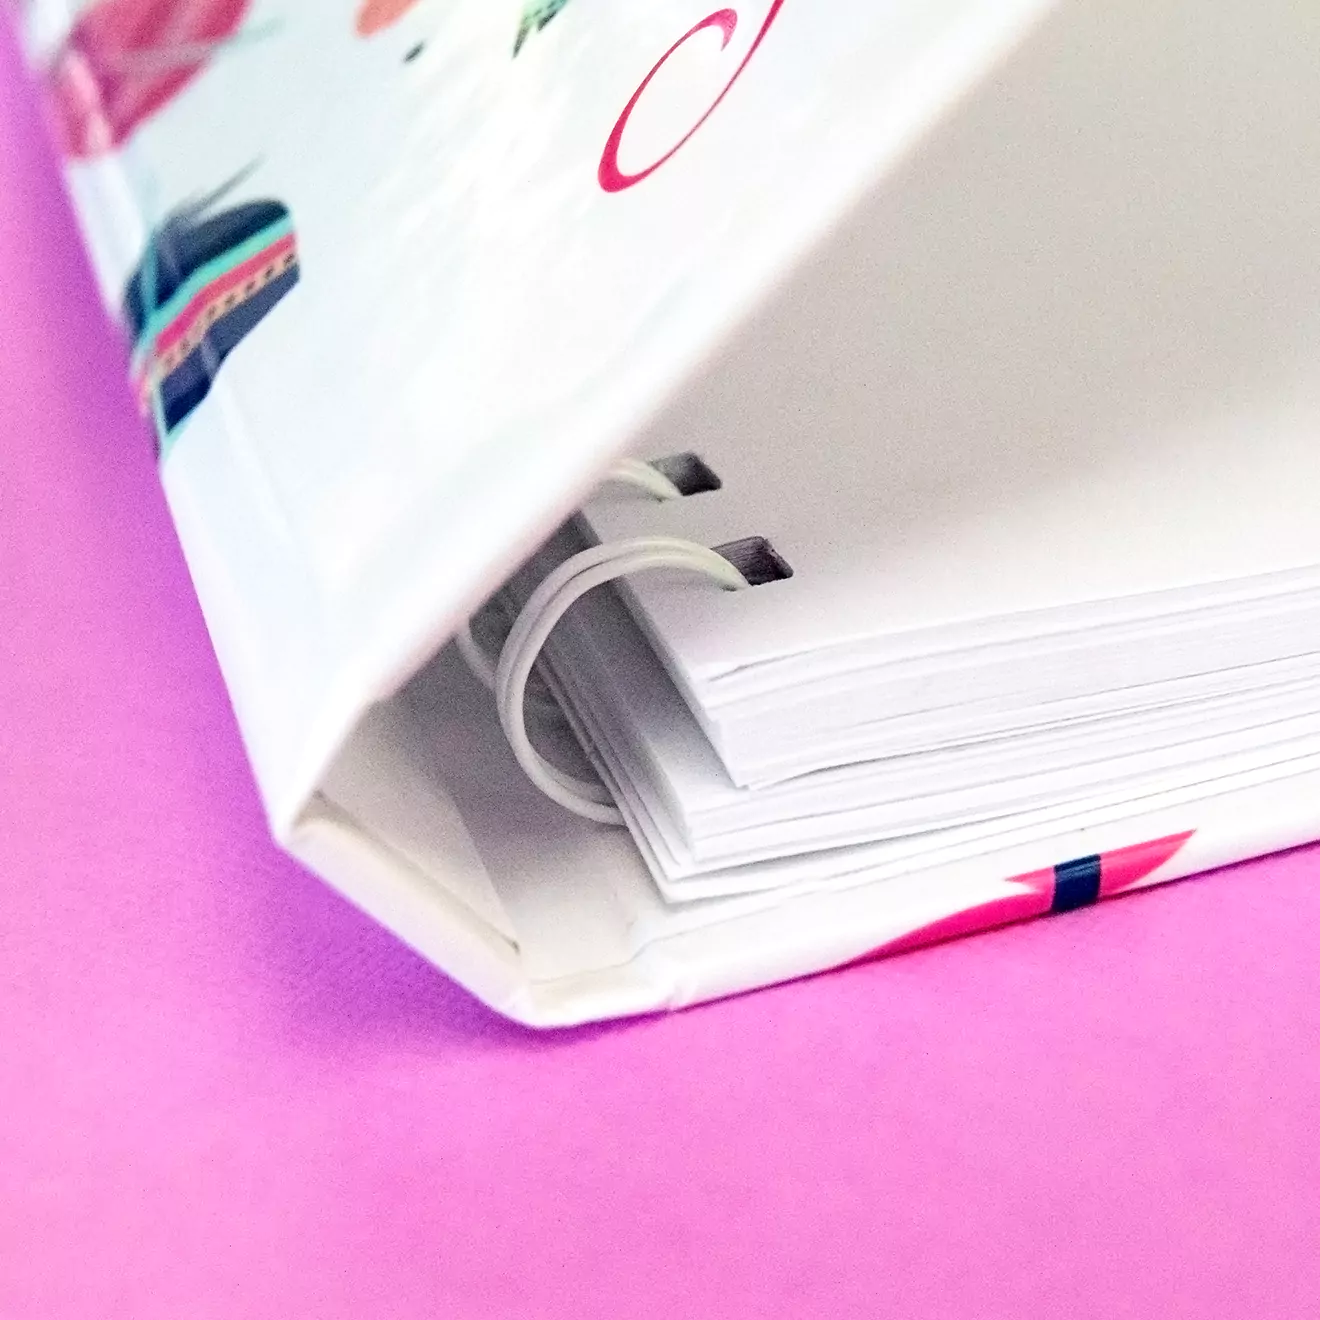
[866,831,1196,961]
[42,0,253,158]
[126,190,298,451]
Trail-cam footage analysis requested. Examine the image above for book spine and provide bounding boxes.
[9,0,150,306]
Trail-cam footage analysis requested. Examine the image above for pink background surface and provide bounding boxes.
[4,26,1320,1317]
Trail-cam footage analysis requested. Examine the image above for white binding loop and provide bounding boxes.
[496,537,748,824]
[454,616,500,691]
[604,457,683,502]
[457,599,563,717]
[455,459,683,695]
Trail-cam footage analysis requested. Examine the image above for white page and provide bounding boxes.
[580,0,1320,693]
[707,592,1320,782]
[537,577,1320,875]
[542,615,1320,900]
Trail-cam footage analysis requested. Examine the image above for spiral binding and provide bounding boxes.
[454,458,683,691]
[457,460,750,823]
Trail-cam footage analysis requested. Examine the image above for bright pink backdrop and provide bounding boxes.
[4,26,1320,1318]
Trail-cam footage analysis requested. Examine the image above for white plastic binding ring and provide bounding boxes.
[455,459,683,695]
[495,537,749,824]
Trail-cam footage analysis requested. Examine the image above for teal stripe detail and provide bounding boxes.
[141,229,169,455]
[157,409,193,462]
[130,216,294,369]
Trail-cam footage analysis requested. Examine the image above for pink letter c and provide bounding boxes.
[598,2,785,193]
